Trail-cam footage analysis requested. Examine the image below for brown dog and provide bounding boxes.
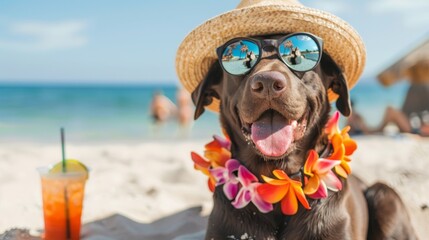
[191,35,418,240]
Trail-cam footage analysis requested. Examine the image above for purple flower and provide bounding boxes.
[231,166,273,213]
[209,159,240,200]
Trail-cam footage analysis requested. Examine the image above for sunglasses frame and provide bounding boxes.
[216,32,324,76]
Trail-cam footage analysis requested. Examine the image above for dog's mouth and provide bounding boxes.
[241,109,308,159]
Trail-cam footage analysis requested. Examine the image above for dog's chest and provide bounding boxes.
[275,202,350,240]
[233,199,350,240]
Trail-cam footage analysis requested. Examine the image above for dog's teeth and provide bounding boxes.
[291,120,298,129]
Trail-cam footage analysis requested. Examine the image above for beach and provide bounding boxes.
[2,0,429,238]
[1,136,428,239]
[0,82,428,239]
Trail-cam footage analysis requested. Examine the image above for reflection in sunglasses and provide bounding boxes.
[219,34,322,75]
[279,35,320,71]
[221,40,261,75]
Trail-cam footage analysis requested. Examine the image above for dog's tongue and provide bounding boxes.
[251,111,296,157]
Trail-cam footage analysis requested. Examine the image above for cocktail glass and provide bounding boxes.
[38,167,87,240]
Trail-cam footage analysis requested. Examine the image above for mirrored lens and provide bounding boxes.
[221,40,260,75]
[279,34,321,72]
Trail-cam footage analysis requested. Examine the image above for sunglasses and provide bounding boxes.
[216,33,323,76]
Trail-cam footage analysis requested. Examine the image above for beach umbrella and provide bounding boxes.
[240,42,248,59]
[377,38,429,86]
[377,37,429,117]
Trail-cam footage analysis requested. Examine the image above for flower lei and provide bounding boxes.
[191,112,357,215]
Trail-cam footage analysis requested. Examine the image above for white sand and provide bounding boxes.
[0,136,428,239]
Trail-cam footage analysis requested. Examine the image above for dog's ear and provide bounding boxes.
[331,74,351,117]
[320,54,351,117]
[191,61,223,120]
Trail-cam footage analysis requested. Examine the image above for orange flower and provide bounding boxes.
[191,135,232,192]
[204,135,231,167]
[191,152,216,191]
[325,111,341,139]
[257,170,310,215]
[325,112,357,178]
[340,126,357,156]
[303,150,342,199]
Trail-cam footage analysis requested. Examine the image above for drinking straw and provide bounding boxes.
[61,128,66,172]
[61,127,71,240]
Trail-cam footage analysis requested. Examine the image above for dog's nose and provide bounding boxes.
[250,71,287,99]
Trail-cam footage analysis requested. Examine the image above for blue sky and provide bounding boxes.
[0,0,428,85]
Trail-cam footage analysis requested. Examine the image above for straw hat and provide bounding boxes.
[176,0,366,112]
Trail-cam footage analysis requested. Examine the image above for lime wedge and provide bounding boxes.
[49,159,89,179]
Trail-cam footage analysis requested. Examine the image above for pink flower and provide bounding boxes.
[210,159,240,200]
[231,166,273,213]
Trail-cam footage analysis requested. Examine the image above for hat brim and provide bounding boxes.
[176,4,366,112]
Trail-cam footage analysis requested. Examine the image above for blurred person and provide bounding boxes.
[176,88,193,127]
[347,101,429,136]
[150,91,177,124]
[372,107,429,136]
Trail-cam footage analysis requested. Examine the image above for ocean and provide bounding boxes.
[0,80,410,143]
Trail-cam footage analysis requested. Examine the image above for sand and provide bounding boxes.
[0,136,428,239]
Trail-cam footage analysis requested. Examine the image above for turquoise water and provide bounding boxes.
[349,80,409,128]
[303,53,319,61]
[0,80,409,143]
[0,83,222,143]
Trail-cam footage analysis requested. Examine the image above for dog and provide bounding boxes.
[190,34,418,240]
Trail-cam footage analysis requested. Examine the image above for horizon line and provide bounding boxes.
[0,79,182,86]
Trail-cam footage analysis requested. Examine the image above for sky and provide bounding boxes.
[0,0,428,85]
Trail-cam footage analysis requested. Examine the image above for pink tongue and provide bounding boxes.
[251,112,296,157]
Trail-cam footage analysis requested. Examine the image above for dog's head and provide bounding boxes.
[191,35,351,174]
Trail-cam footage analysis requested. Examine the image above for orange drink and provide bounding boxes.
[39,160,89,240]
